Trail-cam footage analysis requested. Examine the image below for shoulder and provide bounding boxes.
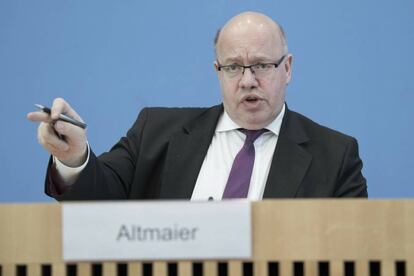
[285,109,358,147]
[129,105,223,135]
[140,106,213,119]
[138,105,221,124]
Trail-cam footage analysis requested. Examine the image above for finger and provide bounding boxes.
[38,123,69,152]
[54,120,86,138]
[50,98,69,120]
[27,111,52,123]
[51,98,83,122]
[45,139,69,154]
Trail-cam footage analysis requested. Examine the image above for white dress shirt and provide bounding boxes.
[55,104,286,200]
[191,104,285,201]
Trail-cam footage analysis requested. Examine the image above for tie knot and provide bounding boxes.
[240,129,267,143]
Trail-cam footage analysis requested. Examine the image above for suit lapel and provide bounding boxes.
[159,105,312,199]
[263,109,312,198]
[159,105,223,199]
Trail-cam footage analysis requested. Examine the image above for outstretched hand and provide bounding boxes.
[27,98,88,167]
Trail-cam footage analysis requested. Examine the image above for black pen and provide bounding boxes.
[35,104,87,129]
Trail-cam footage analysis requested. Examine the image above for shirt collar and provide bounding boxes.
[216,103,286,136]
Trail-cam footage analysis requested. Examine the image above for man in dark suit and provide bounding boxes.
[28,12,367,200]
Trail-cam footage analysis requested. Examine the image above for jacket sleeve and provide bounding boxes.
[45,108,149,201]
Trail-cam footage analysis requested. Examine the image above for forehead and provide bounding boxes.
[216,28,282,63]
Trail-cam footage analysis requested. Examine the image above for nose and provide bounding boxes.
[239,67,259,90]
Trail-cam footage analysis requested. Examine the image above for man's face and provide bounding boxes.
[215,25,292,130]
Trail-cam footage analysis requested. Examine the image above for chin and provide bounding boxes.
[241,112,272,129]
[240,118,269,130]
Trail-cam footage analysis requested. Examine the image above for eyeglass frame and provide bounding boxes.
[216,54,287,78]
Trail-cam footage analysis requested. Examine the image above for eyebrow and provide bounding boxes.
[221,56,277,65]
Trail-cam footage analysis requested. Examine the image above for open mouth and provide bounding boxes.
[244,95,260,103]
[244,96,260,103]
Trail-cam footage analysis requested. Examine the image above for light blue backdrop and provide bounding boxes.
[1,0,413,202]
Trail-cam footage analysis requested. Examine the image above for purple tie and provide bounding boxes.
[222,129,267,198]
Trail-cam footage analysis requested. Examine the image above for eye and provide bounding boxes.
[224,64,241,72]
[254,63,271,71]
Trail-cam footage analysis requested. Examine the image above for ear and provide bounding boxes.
[284,54,293,84]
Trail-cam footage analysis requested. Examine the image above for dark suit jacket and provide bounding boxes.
[46,104,367,200]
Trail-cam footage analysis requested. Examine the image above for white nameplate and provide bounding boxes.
[62,201,251,261]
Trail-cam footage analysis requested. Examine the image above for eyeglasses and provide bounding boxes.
[217,55,287,79]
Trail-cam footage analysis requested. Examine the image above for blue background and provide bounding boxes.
[0,0,413,202]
